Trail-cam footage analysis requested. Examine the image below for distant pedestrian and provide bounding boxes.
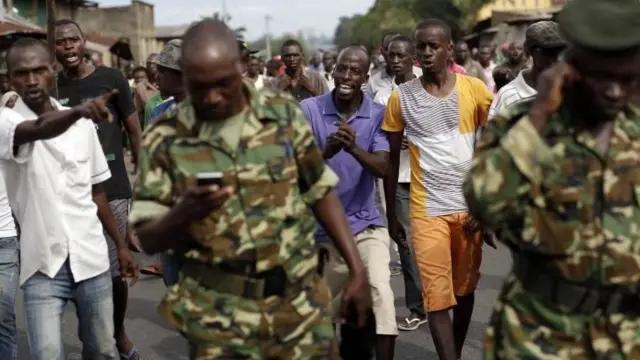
[489,21,566,120]
[273,39,329,101]
[454,40,488,84]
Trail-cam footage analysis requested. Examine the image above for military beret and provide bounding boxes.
[557,0,640,51]
[526,21,565,49]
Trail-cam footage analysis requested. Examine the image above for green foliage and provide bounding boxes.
[334,0,496,50]
[249,35,312,59]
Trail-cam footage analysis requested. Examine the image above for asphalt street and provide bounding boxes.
[14,156,513,359]
[15,244,512,360]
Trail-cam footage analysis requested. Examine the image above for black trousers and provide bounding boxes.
[340,309,376,360]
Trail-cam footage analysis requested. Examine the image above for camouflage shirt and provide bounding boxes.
[129,83,339,325]
[464,101,640,359]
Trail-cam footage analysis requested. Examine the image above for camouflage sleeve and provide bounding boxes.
[129,126,176,226]
[290,104,338,206]
[464,104,557,231]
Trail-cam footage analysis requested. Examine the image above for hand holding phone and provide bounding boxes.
[196,172,224,187]
[171,172,233,223]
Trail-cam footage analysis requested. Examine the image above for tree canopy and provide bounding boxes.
[249,34,312,59]
[334,0,495,51]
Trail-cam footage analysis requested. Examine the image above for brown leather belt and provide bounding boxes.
[181,261,314,299]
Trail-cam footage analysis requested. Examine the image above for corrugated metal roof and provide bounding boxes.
[155,24,190,38]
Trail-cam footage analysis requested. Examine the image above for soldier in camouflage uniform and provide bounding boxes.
[129,19,372,359]
[464,0,640,358]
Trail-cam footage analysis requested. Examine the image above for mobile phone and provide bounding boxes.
[196,172,224,187]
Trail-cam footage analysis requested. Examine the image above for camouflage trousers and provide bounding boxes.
[484,275,640,359]
[161,273,339,360]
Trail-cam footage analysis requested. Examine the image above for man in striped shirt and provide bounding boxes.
[383,19,493,360]
[488,21,566,120]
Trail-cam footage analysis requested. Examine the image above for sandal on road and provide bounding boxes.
[397,313,428,331]
[140,263,162,277]
[120,347,141,360]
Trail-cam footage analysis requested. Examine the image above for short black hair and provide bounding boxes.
[54,18,84,37]
[6,37,50,72]
[132,65,147,75]
[415,18,452,42]
[389,35,414,52]
[381,31,402,46]
[281,39,303,53]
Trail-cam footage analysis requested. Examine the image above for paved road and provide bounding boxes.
[15,156,513,359]
[16,245,511,359]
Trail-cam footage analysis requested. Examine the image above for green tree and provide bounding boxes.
[334,0,496,49]
[249,35,312,59]
[333,15,362,50]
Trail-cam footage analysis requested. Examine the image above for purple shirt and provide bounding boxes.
[301,92,389,240]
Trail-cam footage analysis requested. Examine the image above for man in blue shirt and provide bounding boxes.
[301,46,397,360]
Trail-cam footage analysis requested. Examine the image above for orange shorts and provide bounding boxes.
[412,212,482,312]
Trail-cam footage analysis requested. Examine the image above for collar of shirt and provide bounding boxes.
[511,70,537,99]
[321,91,375,122]
[302,92,387,238]
[175,80,267,150]
[13,96,63,115]
[1,97,112,285]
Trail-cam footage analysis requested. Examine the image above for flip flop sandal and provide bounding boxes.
[120,347,141,360]
[140,264,162,276]
[397,316,428,331]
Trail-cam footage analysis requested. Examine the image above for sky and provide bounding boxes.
[98,0,376,41]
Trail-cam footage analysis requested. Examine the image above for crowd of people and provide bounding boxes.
[0,0,639,359]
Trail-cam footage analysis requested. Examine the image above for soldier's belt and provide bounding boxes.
[513,256,640,315]
[181,261,314,299]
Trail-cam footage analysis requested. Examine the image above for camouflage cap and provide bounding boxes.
[153,39,182,71]
[557,0,640,51]
[525,21,565,49]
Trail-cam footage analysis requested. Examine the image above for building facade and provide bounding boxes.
[4,0,162,64]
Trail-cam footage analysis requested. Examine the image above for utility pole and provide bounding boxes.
[221,0,228,23]
[46,0,58,98]
[265,14,272,59]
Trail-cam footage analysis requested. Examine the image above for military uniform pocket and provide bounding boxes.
[267,155,297,183]
[169,278,255,343]
[529,185,586,256]
[272,274,332,344]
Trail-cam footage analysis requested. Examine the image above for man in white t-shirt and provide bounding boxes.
[0,38,131,360]
[365,32,423,100]
[376,35,428,332]
[488,21,566,120]
[0,92,20,360]
[0,181,18,359]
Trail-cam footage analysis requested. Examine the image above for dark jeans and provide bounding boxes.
[160,253,185,287]
[396,183,425,316]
